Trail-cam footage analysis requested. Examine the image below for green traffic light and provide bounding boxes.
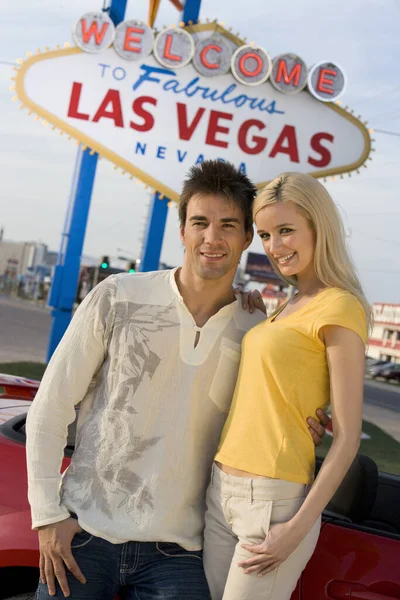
[101,262,108,269]
[129,268,135,273]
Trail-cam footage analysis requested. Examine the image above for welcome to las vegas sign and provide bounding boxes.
[13,12,372,202]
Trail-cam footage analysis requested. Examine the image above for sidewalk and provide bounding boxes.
[0,292,51,312]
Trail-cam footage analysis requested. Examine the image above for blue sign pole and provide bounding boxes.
[46,0,128,362]
[140,0,202,272]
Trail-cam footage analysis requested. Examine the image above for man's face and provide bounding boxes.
[180,193,253,281]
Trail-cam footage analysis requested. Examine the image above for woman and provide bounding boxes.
[203,172,371,600]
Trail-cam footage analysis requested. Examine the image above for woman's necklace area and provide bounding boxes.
[289,287,327,305]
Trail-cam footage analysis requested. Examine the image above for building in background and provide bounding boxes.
[368,303,400,363]
[261,286,288,315]
[239,251,291,314]
[244,252,283,286]
[0,239,60,301]
[44,250,58,268]
[0,240,48,278]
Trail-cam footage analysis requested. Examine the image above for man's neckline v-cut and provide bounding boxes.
[170,268,238,327]
[170,268,240,363]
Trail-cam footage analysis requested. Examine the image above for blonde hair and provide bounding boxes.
[253,172,372,332]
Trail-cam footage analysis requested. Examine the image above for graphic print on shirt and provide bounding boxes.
[112,303,180,410]
[62,300,180,518]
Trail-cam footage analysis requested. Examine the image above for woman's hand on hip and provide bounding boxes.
[239,520,305,576]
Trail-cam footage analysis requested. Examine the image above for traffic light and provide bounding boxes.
[100,256,109,269]
[128,261,136,273]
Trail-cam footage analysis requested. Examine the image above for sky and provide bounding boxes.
[1,0,400,303]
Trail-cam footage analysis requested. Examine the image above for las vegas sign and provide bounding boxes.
[13,13,372,202]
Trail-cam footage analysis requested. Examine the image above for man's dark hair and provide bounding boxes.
[179,160,257,232]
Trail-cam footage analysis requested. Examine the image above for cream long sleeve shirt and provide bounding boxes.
[26,269,264,550]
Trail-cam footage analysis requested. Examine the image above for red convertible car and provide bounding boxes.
[1,375,400,599]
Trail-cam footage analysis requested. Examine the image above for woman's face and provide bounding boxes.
[255,200,316,279]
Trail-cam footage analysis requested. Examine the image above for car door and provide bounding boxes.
[301,521,400,599]
[300,468,400,600]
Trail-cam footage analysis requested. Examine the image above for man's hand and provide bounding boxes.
[308,408,331,447]
[38,517,86,597]
[234,286,267,315]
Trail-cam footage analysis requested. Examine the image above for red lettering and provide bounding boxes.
[92,89,124,128]
[238,120,267,155]
[67,82,90,121]
[239,52,263,77]
[81,19,109,45]
[200,44,222,69]
[163,34,182,62]
[124,26,145,52]
[177,103,206,141]
[317,68,336,94]
[130,96,157,132]
[206,110,233,148]
[308,132,333,168]
[276,60,301,87]
[269,125,299,163]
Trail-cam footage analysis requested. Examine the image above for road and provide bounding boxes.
[0,294,399,415]
[364,378,400,412]
[363,379,400,442]
[0,294,51,363]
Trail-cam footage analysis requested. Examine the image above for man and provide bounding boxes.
[27,160,328,600]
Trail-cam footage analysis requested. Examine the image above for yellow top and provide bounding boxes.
[215,288,368,484]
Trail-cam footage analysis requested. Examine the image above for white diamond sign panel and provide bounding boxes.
[15,23,371,202]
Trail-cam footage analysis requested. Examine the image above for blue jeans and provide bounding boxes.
[36,530,211,599]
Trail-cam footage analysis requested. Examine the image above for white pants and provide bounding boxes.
[203,464,321,600]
